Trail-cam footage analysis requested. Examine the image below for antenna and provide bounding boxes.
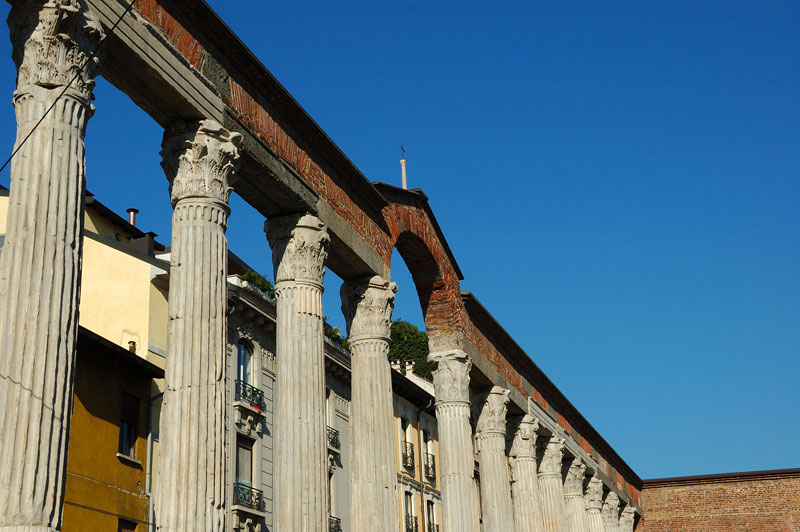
[400,143,407,190]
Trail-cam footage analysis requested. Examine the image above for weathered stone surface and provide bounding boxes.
[538,435,567,532]
[619,506,635,532]
[602,492,620,532]
[0,2,102,530]
[266,213,329,532]
[510,415,546,532]
[564,460,589,532]
[340,275,398,532]
[155,119,241,532]
[475,386,514,532]
[584,475,605,532]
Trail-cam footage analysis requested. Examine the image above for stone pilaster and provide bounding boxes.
[602,492,620,532]
[427,348,480,532]
[619,506,635,532]
[475,387,514,532]
[266,213,330,532]
[563,460,589,532]
[538,435,567,532]
[584,475,605,532]
[510,415,545,532]
[340,275,398,532]
[0,2,103,530]
[155,119,242,532]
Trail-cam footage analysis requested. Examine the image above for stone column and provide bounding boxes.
[155,120,242,532]
[475,387,514,532]
[510,415,545,532]
[584,475,605,532]
[427,348,480,532]
[563,460,589,532]
[538,435,566,532]
[602,492,620,532]
[619,506,635,532]
[0,2,103,530]
[266,213,330,532]
[340,275,399,532]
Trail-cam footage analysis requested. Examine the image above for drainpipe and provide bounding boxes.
[146,392,163,532]
[417,398,434,532]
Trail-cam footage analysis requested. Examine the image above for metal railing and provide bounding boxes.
[405,515,418,532]
[235,380,266,411]
[423,452,436,480]
[427,524,439,532]
[329,516,342,532]
[401,441,415,470]
[327,426,341,451]
[233,482,266,513]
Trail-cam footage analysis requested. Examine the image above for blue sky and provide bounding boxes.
[0,1,797,479]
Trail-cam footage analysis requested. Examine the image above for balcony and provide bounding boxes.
[423,452,436,480]
[233,482,266,513]
[329,516,342,532]
[327,426,341,451]
[427,524,439,532]
[235,380,266,412]
[401,441,415,470]
[405,515,418,532]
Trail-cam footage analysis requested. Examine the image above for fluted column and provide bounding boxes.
[538,435,566,532]
[584,475,604,532]
[427,348,480,532]
[0,2,103,530]
[266,213,330,532]
[475,387,514,532]
[510,415,545,532]
[563,460,589,532]
[619,506,635,532]
[602,492,620,532]
[155,120,242,532]
[341,275,398,532]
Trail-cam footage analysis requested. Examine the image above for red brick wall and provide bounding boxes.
[639,470,800,532]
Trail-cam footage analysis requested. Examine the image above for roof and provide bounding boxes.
[643,468,800,488]
[77,326,165,379]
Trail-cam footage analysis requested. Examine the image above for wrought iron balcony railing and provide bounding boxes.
[327,426,341,451]
[423,452,436,480]
[233,482,266,513]
[235,380,266,412]
[401,441,415,470]
[405,515,418,532]
[427,523,439,532]
[329,516,343,532]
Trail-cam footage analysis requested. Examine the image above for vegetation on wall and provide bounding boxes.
[388,319,430,380]
[323,320,350,353]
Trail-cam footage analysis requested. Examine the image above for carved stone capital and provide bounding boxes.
[510,414,539,458]
[475,386,510,436]
[266,213,330,285]
[9,0,104,99]
[563,459,586,496]
[602,491,620,525]
[427,331,467,353]
[340,275,397,341]
[584,474,604,511]
[428,349,471,404]
[538,435,565,475]
[161,119,242,207]
[620,506,636,531]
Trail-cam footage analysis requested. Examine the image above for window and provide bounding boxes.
[117,518,136,532]
[404,491,417,532]
[236,436,253,486]
[400,417,414,470]
[237,341,252,384]
[119,393,139,459]
[426,500,438,532]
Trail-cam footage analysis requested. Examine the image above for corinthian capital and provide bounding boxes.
[538,435,565,475]
[510,415,539,459]
[427,349,471,403]
[584,474,604,511]
[563,459,586,496]
[266,213,330,285]
[341,275,397,341]
[475,386,510,436]
[9,0,104,98]
[161,119,242,206]
[619,506,636,532]
[602,491,620,525]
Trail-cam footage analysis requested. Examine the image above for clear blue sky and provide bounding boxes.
[0,1,797,479]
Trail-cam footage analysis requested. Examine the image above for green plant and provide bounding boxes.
[388,319,430,379]
[241,270,275,298]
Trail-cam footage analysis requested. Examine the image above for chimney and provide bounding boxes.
[126,208,139,226]
[128,341,136,353]
[400,158,407,190]
[405,360,414,374]
[391,360,402,372]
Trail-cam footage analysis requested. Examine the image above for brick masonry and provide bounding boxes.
[639,469,800,531]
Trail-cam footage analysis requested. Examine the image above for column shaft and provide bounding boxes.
[266,214,329,532]
[475,387,514,532]
[538,436,567,532]
[155,120,241,532]
[510,416,545,532]
[341,276,399,532]
[584,476,604,532]
[0,2,102,530]
[563,461,588,532]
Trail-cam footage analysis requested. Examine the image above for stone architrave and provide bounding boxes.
[427,348,480,532]
[563,460,589,532]
[619,506,635,532]
[0,2,103,530]
[266,213,330,532]
[155,119,242,532]
[510,415,546,532]
[584,475,605,532]
[538,435,567,532]
[341,275,399,532]
[602,492,621,532]
[475,387,514,532]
